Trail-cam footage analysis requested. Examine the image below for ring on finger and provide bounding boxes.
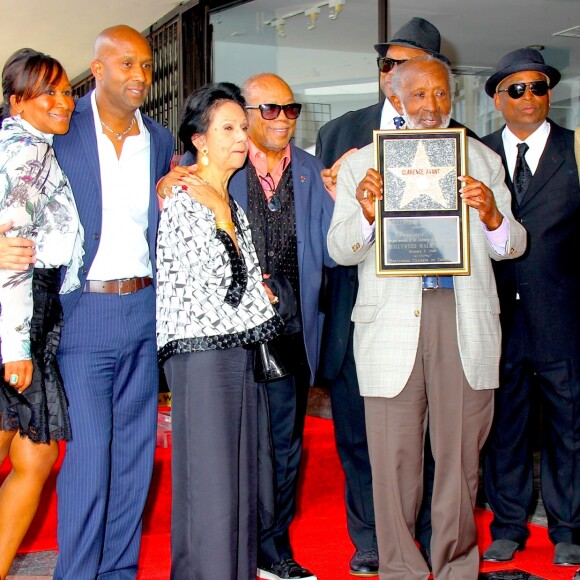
[163,186,169,197]
[362,189,368,200]
[9,374,18,385]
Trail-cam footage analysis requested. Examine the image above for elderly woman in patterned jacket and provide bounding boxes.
[0,48,83,577]
[156,82,282,580]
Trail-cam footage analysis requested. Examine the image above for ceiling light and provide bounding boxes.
[272,18,286,39]
[305,7,321,30]
[553,25,580,38]
[329,0,346,20]
[263,1,347,38]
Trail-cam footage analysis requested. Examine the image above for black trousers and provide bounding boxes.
[328,326,377,552]
[259,332,310,565]
[484,304,580,546]
[166,348,258,580]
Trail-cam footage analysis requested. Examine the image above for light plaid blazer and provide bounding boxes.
[327,137,527,398]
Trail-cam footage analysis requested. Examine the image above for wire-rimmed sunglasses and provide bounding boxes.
[497,80,550,99]
[245,103,302,120]
[376,56,408,73]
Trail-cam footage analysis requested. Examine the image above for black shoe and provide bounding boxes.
[482,539,521,562]
[257,559,317,580]
[349,549,379,577]
[553,542,580,566]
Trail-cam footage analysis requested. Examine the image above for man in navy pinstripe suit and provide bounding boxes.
[51,25,173,578]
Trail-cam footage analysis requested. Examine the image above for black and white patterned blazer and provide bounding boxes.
[156,190,281,364]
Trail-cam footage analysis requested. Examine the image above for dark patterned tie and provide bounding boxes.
[514,142,532,203]
[393,116,405,129]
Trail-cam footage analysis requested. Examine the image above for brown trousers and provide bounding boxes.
[364,289,494,580]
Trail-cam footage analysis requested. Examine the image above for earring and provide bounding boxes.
[200,148,209,166]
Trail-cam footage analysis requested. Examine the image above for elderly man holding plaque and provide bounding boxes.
[327,54,526,580]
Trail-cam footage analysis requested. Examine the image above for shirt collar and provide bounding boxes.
[90,90,146,142]
[248,139,291,179]
[4,116,54,144]
[502,119,550,149]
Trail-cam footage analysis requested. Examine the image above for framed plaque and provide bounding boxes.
[374,128,470,276]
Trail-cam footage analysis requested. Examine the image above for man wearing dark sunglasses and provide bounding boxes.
[227,73,334,580]
[314,17,478,577]
[481,48,580,567]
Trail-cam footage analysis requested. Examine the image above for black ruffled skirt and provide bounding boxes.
[0,268,71,443]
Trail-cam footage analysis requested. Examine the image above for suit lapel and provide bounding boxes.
[230,166,249,213]
[520,125,565,208]
[290,145,308,269]
[76,98,102,198]
[141,116,164,276]
[492,132,514,191]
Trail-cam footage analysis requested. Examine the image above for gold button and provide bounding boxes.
[414,310,420,317]
[352,242,361,252]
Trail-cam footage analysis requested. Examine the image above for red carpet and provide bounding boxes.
[5,416,575,579]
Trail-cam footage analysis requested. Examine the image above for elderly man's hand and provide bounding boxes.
[0,221,35,270]
[459,175,503,230]
[321,148,358,200]
[356,168,383,225]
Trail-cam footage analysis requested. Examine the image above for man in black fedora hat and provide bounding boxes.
[481,47,580,567]
[314,16,477,576]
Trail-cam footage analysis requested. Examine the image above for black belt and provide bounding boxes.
[83,277,152,295]
[422,275,454,291]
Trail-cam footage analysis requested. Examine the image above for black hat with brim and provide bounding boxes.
[374,17,451,66]
[485,48,560,97]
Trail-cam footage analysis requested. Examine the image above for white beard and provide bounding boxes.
[401,104,451,130]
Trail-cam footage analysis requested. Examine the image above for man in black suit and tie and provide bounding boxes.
[315,17,477,575]
[481,48,580,567]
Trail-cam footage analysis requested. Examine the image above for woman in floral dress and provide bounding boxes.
[0,48,83,576]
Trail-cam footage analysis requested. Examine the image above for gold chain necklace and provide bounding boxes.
[100,116,136,141]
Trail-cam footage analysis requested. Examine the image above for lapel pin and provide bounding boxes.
[300,175,306,182]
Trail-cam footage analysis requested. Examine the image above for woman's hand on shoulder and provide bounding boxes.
[4,359,33,393]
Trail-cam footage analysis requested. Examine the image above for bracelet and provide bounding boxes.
[215,221,235,230]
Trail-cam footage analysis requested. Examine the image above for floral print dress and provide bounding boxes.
[0,116,84,441]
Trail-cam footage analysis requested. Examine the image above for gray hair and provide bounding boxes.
[390,54,454,100]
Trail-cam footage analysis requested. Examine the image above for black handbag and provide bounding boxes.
[253,342,290,383]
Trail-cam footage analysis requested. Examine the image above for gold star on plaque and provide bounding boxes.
[388,141,456,209]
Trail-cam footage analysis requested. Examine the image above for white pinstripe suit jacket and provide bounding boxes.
[327,137,527,398]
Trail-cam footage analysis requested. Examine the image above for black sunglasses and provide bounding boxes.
[267,194,282,212]
[245,103,302,120]
[497,80,550,99]
[376,56,408,73]
[260,173,282,212]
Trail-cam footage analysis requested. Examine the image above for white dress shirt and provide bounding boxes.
[379,99,405,131]
[502,120,550,179]
[88,92,151,281]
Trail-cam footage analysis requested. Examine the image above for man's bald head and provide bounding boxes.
[242,73,294,104]
[91,24,153,118]
[93,25,150,60]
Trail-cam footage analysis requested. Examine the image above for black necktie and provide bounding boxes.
[393,116,405,129]
[514,143,532,203]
